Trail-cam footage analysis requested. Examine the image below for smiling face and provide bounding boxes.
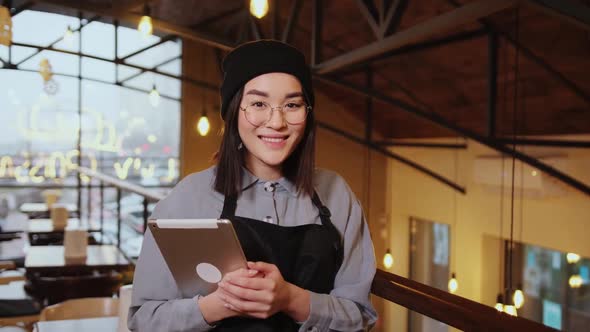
[238,72,307,180]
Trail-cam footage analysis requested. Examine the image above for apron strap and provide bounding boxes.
[221,194,237,219]
[311,191,343,248]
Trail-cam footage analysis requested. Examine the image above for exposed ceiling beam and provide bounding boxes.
[313,0,518,74]
[497,138,590,148]
[119,34,177,61]
[318,122,466,193]
[379,0,408,38]
[525,0,590,31]
[282,0,302,43]
[355,0,382,39]
[315,75,590,197]
[189,5,244,31]
[446,0,590,106]
[14,14,101,67]
[10,1,34,16]
[249,12,263,40]
[38,0,234,51]
[375,141,468,149]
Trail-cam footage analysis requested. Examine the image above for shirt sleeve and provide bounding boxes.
[127,228,215,332]
[298,184,378,332]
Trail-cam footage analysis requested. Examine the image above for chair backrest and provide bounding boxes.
[31,271,123,305]
[39,297,119,321]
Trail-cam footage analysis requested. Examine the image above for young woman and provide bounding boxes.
[128,40,377,331]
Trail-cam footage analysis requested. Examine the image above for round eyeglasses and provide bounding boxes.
[240,101,311,126]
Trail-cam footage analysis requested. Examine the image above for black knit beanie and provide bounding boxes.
[220,40,314,121]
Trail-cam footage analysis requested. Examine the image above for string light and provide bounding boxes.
[448,273,458,294]
[149,84,160,107]
[250,0,269,19]
[383,249,393,269]
[138,3,153,37]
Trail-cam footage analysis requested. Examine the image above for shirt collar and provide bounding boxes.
[241,167,297,196]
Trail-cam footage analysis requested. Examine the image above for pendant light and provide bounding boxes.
[149,84,160,107]
[505,7,521,318]
[250,0,269,19]
[567,253,580,264]
[197,110,210,136]
[495,293,504,312]
[138,3,153,37]
[513,285,524,309]
[383,249,394,269]
[569,274,583,288]
[448,139,459,294]
[63,25,74,46]
[448,272,458,294]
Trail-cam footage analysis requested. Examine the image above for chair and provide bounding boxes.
[0,281,40,331]
[0,261,25,285]
[29,271,123,306]
[39,297,119,321]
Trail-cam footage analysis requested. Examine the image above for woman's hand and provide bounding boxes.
[198,268,258,324]
[218,261,311,322]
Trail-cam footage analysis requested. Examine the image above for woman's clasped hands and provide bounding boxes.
[200,261,310,323]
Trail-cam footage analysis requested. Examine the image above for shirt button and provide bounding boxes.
[263,216,274,224]
[264,182,275,192]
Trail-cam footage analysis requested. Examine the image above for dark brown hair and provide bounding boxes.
[214,87,316,197]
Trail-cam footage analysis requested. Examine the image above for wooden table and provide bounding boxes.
[19,203,78,219]
[27,219,100,234]
[25,245,131,275]
[27,218,102,246]
[34,316,119,332]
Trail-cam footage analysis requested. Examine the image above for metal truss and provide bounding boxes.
[24,0,590,196]
[526,0,590,31]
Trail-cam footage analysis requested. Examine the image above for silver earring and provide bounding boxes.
[238,142,243,150]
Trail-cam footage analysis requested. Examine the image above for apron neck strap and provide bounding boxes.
[220,190,336,231]
[221,193,238,219]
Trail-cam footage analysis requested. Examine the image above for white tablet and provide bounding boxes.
[148,219,247,297]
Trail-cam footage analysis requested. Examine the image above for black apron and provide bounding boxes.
[213,191,344,331]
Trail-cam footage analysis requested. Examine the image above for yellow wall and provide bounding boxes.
[384,135,590,331]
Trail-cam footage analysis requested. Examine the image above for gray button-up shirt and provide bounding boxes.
[128,166,377,332]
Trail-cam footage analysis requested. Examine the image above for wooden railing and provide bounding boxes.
[371,269,559,331]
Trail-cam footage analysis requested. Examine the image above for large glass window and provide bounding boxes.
[0,9,182,258]
[506,242,590,331]
[409,217,451,332]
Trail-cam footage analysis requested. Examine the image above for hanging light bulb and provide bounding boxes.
[149,84,160,107]
[63,25,74,46]
[250,0,269,19]
[569,274,583,288]
[383,249,394,269]
[494,293,504,312]
[448,273,458,294]
[197,111,210,136]
[566,253,580,264]
[513,285,524,309]
[138,3,153,37]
